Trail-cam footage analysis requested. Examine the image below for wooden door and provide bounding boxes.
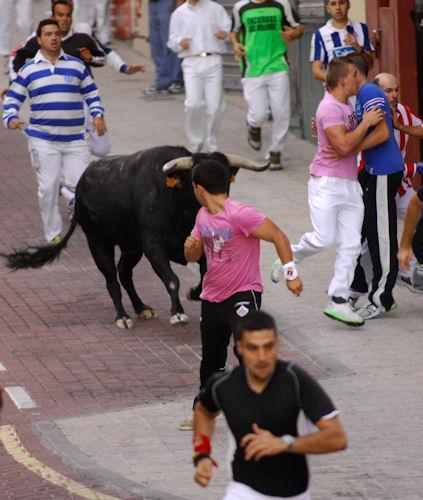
[366,0,420,162]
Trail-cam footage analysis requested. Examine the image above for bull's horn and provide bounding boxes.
[226,154,269,171]
[162,157,193,173]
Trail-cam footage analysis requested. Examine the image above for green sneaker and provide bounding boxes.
[323,300,364,326]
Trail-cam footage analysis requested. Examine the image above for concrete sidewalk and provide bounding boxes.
[1,3,423,498]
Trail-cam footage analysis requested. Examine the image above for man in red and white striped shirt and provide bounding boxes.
[353,72,423,296]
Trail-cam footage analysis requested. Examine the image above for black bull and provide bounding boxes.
[2,146,268,329]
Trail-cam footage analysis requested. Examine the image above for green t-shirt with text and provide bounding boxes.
[232,0,292,78]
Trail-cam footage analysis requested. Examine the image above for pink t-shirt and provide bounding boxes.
[310,91,358,180]
[191,198,265,302]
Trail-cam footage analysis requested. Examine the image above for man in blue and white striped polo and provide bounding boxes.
[310,0,374,83]
[3,18,106,245]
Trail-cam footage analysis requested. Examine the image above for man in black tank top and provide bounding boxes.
[192,311,347,499]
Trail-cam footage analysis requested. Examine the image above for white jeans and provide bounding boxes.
[75,0,110,44]
[182,55,224,153]
[28,137,90,241]
[242,71,290,156]
[0,0,33,56]
[223,481,311,500]
[292,176,364,300]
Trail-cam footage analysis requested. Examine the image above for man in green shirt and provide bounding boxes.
[230,0,303,170]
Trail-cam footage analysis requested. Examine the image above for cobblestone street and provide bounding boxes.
[1,1,423,498]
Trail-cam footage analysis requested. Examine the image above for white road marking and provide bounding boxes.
[5,386,37,409]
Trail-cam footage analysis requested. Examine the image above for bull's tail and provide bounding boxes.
[1,218,78,270]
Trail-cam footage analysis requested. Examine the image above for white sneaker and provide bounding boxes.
[323,300,364,326]
[178,415,194,431]
[412,263,423,292]
[348,290,366,311]
[270,258,284,283]
[358,301,398,320]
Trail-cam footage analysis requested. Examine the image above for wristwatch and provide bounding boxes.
[282,434,295,452]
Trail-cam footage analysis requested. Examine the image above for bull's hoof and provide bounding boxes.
[170,313,189,325]
[137,308,158,320]
[186,287,201,301]
[116,317,134,329]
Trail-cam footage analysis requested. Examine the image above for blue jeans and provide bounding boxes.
[149,0,182,89]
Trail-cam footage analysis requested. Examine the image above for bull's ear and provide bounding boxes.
[166,175,182,188]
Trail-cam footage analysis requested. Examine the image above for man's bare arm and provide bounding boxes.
[184,236,204,262]
[287,416,347,455]
[281,25,304,42]
[359,118,390,151]
[396,123,423,138]
[193,402,218,487]
[325,107,385,156]
[230,32,245,58]
[311,60,326,83]
[250,218,303,296]
[241,416,347,461]
[398,194,422,270]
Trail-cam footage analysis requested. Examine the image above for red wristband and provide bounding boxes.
[193,433,211,454]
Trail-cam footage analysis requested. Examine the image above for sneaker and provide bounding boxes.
[178,415,194,431]
[323,300,365,327]
[270,258,284,283]
[348,290,366,311]
[269,151,282,171]
[396,274,423,294]
[412,263,423,291]
[168,82,184,94]
[49,234,62,246]
[143,84,169,96]
[347,296,360,311]
[357,301,398,320]
[247,123,261,151]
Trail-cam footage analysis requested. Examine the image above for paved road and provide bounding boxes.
[0,2,423,498]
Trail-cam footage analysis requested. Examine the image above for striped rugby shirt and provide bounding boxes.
[3,49,104,143]
[310,19,373,68]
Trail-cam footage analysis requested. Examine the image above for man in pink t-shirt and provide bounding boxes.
[180,159,302,429]
[272,57,383,327]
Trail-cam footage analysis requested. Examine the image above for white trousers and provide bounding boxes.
[75,0,110,44]
[0,0,33,56]
[292,176,364,300]
[242,71,290,156]
[223,481,311,500]
[182,55,224,153]
[28,137,90,242]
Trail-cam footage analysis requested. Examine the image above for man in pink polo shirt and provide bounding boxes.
[180,158,302,430]
[272,57,383,326]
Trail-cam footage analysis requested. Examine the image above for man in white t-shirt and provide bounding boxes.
[310,0,374,83]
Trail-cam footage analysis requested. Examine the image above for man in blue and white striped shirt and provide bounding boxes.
[310,0,374,83]
[3,18,106,244]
